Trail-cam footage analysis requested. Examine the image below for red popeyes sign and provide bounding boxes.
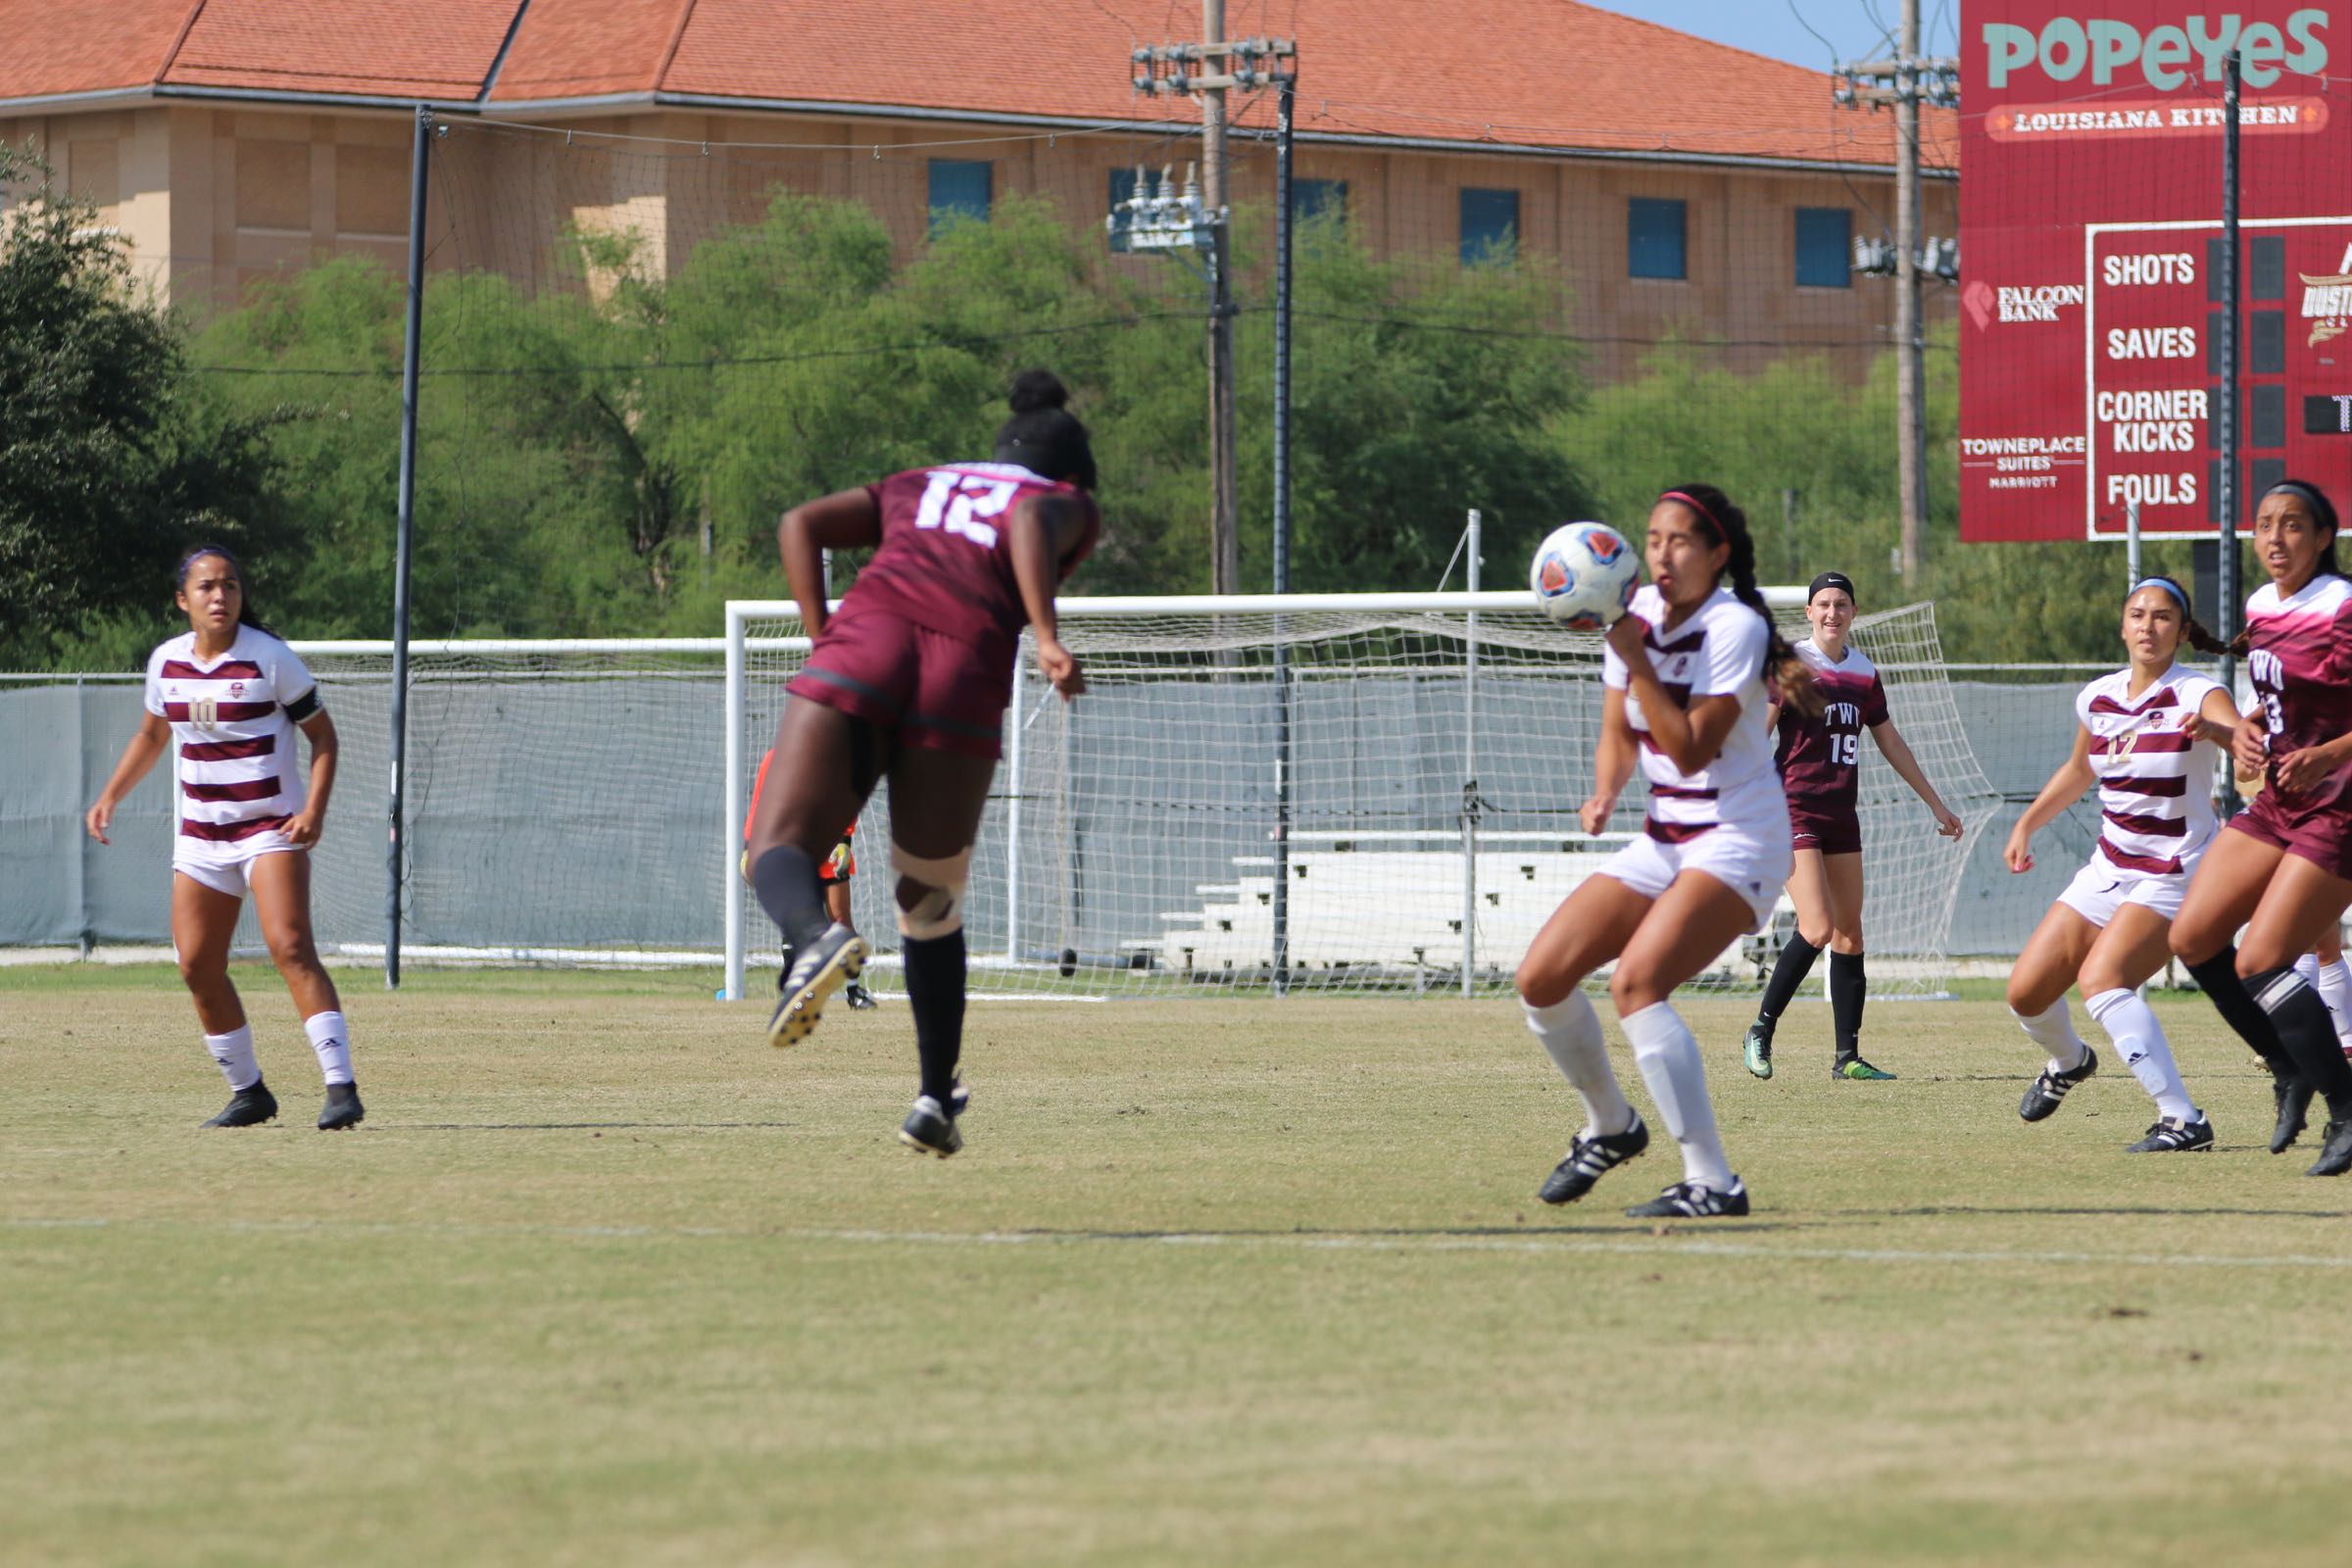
[1959,3,2352,539]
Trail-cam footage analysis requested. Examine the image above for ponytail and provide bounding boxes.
[1659,483,1821,718]
[174,544,272,637]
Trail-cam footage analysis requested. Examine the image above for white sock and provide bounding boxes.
[2083,987,2196,1122]
[2296,954,2321,987]
[1522,990,1635,1137]
[2316,959,2352,1047]
[1619,1000,1735,1191]
[303,1010,354,1087]
[2012,998,2089,1074]
[204,1024,260,1092]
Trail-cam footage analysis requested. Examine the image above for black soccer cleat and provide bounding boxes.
[2272,1073,2315,1154]
[204,1079,278,1129]
[844,980,877,1010]
[2125,1113,2213,1153]
[1624,1178,1750,1219]
[2307,1119,2352,1178]
[2019,1048,2098,1123]
[1741,1019,1774,1080]
[1538,1112,1649,1205]
[766,922,868,1050]
[898,1094,963,1158]
[318,1081,365,1131]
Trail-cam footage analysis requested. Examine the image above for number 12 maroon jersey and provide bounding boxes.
[845,462,1100,667]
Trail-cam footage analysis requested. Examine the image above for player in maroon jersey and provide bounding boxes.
[1740,572,1962,1082]
[745,371,1098,1156]
[2169,479,2352,1176]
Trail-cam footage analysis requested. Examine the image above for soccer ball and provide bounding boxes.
[1529,522,1639,630]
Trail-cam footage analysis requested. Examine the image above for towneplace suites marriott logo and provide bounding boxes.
[1963,280,2085,328]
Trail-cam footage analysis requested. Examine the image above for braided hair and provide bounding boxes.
[1656,483,1820,718]
[174,544,272,636]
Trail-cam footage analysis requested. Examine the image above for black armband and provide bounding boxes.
[284,688,322,722]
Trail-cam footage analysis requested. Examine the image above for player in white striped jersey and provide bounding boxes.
[2000,576,2238,1152]
[1517,484,1819,1220]
[84,547,363,1131]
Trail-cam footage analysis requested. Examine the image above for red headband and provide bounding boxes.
[1658,489,1721,531]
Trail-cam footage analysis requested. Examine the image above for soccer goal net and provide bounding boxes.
[724,592,2002,1001]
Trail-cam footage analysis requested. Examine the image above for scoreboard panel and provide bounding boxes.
[1958,3,2352,540]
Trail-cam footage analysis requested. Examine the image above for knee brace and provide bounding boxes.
[891,843,972,940]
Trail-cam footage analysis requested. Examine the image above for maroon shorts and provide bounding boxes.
[1788,805,1862,858]
[787,608,1010,760]
[2227,792,2352,882]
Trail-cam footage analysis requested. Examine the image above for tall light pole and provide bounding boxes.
[1128,28,1291,592]
[1836,0,1956,590]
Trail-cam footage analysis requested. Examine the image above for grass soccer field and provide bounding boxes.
[4,965,2349,1567]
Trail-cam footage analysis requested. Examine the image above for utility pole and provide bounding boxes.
[1836,0,1956,591]
[1129,25,1290,593]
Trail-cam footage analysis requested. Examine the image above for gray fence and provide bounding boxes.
[4,672,2113,960]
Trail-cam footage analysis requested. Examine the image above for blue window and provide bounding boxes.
[1628,197,1686,280]
[1292,177,1347,225]
[1795,207,1851,288]
[927,160,992,233]
[1459,187,1519,265]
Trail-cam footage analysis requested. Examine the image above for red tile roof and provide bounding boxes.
[643,0,1953,170]
[0,0,1949,172]
[0,0,194,100]
[166,0,520,99]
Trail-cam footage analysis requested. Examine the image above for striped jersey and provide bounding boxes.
[1601,585,1784,842]
[1775,637,1889,822]
[2074,663,2224,875]
[142,628,319,849]
[2245,572,2352,818]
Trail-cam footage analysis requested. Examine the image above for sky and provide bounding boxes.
[1589,0,1966,72]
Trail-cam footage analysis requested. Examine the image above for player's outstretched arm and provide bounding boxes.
[283,709,339,850]
[1010,494,1091,700]
[1581,688,1639,836]
[84,711,171,845]
[1870,718,1963,838]
[776,488,882,639]
[2003,724,2096,872]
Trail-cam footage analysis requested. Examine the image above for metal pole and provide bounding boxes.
[723,604,746,1002]
[2219,52,2242,817]
[386,104,430,989]
[1895,0,1926,588]
[2127,500,2142,589]
[1269,71,1294,997]
[1460,510,1481,999]
[1005,638,1026,964]
[1202,0,1239,594]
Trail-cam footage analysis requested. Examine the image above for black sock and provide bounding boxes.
[901,929,967,1109]
[1830,951,1867,1061]
[2185,948,2295,1071]
[1757,934,1821,1027]
[2247,965,2352,1121]
[751,846,831,956]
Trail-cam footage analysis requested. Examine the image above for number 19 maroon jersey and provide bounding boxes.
[845,462,1100,667]
[1775,637,1888,851]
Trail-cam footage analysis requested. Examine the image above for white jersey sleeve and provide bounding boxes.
[143,643,171,717]
[265,637,319,715]
[1693,603,1767,698]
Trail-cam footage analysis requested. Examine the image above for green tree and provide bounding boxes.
[0,145,283,666]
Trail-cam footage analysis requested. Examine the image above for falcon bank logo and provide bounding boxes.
[1984,9,2330,91]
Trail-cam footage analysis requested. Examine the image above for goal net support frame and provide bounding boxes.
[722,590,2002,1004]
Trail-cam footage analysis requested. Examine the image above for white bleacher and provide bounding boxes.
[1146,832,1787,983]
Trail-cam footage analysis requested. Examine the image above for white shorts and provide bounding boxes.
[1593,824,1793,934]
[173,833,301,899]
[2055,856,2191,928]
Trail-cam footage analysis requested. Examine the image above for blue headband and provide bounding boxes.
[2132,576,2187,612]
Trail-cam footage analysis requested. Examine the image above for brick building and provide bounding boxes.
[1,0,1956,374]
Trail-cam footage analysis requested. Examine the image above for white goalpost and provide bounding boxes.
[721,591,2002,1003]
